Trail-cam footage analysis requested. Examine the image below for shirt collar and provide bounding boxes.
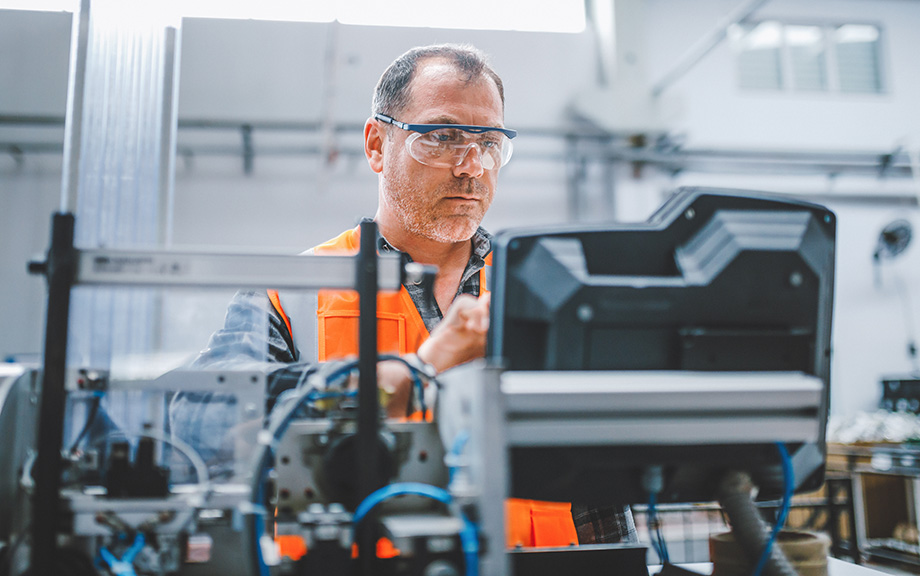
[365,218,492,261]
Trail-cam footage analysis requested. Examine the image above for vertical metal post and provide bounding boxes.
[60,0,90,213]
[30,213,77,574]
[602,136,617,221]
[356,220,379,574]
[566,135,587,222]
[158,24,180,248]
[468,364,509,576]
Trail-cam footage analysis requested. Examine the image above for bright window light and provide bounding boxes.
[743,21,783,50]
[732,19,884,95]
[0,0,584,32]
[835,24,879,44]
[338,0,585,33]
[179,0,334,23]
[785,25,822,47]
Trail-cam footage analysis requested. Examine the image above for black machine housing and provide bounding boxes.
[487,187,836,504]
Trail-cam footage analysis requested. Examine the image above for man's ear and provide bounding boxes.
[365,118,384,174]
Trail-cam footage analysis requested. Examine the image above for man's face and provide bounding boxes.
[378,59,505,243]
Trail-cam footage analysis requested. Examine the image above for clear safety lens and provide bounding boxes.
[405,128,514,171]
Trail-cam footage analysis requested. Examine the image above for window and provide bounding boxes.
[786,25,827,92]
[835,25,883,93]
[730,21,884,94]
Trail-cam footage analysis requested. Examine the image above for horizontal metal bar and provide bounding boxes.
[3,141,576,164]
[0,114,572,139]
[0,114,65,126]
[507,415,821,446]
[1,142,65,154]
[605,147,916,175]
[7,139,916,182]
[782,192,919,207]
[74,249,404,291]
[74,370,267,393]
[176,144,366,157]
[4,114,916,180]
[64,491,200,536]
[502,371,823,414]
[502,371,823,447]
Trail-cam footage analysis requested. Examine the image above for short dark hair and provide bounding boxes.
[372,44,505,118]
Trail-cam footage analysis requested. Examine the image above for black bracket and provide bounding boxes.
[241,124,254,175]
[27,212,77,575]
[356,220,380,576]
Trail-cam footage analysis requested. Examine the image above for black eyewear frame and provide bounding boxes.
[374,113,517,139]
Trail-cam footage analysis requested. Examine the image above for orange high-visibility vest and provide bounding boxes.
[313,226,435,361]
[267,225,577,549]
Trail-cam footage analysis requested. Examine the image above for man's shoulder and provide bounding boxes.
[308,226,362,254]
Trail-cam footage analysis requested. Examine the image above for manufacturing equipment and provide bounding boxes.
[0,188,836,576]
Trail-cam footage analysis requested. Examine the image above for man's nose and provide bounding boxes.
[453,143,486,178]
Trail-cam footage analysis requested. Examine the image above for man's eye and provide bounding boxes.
[433,129,463,143]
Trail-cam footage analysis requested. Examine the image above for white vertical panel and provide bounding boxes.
[63,0,181,373]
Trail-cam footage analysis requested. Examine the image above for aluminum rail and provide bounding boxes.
[67,248,405,291]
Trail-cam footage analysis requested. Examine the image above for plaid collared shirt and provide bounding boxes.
[572,503,638,544]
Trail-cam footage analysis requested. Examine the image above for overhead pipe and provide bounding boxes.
[651,0,771,97]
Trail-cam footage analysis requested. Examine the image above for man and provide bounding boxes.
[172,44,635,547]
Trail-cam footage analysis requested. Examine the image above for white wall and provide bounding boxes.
[2,1,919,417]
[639,0,920,417]
[644,0,920,150]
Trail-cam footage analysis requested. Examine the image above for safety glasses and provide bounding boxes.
[375,113,516,171]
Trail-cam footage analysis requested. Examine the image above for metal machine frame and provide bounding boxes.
[24,216,405,575]
[437,362,826,576]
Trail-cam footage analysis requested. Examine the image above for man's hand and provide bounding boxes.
[375,293,490,418]
[377,360,415,418]
[417,293,491,374]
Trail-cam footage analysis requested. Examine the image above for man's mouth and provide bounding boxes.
[444,180,486,202]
